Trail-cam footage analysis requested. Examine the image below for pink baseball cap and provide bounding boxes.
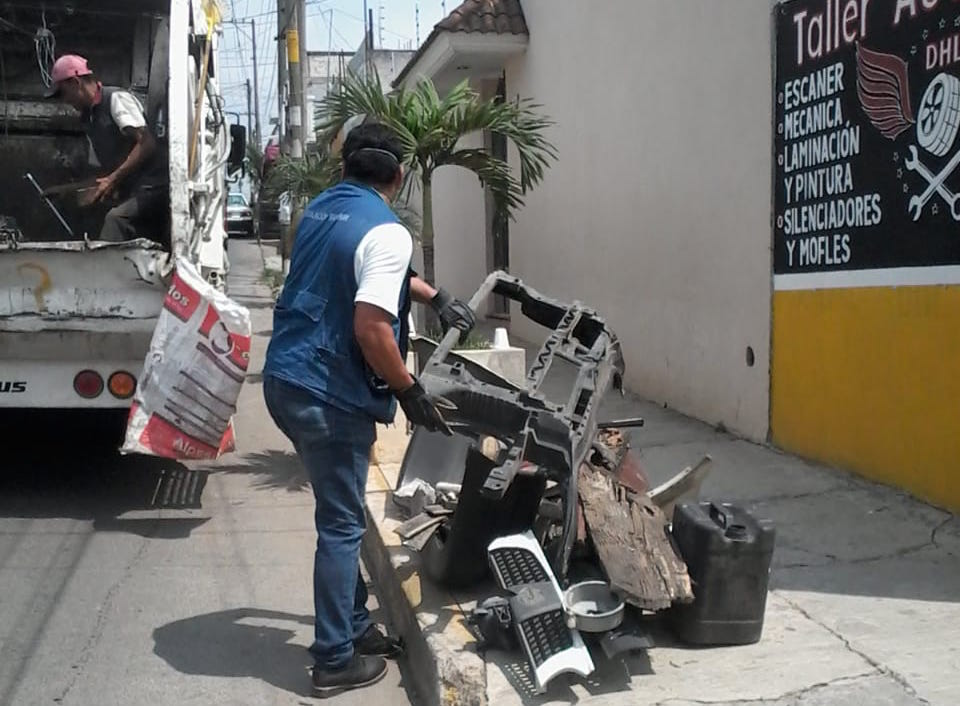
[45,54,94,97]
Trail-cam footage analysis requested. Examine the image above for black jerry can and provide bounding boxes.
[670,501,776,645]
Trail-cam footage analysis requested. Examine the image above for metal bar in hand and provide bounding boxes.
[24,173,76,238]
[425,271,504,372]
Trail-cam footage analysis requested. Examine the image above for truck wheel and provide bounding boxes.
[918,73,960,157]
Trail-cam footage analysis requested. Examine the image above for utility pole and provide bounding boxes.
[362,0,370,79]
[326,10,333,97]
[245,78,252,136]
[367,8,374,76]
[298,0,309,149]
[250,18,261,147]
[276,0,287,151]
[378,2,384,49]
[287,0,306,159]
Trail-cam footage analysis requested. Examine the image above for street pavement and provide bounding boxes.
[3,237,956,706]
[476,339,960,706]
[0,239,412,705]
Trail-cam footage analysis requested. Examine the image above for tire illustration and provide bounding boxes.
[917,73,960,157]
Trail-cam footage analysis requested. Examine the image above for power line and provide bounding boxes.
[230,0,328,23]
[331,7,412,41]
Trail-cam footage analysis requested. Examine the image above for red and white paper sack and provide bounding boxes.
[123,259,252,460]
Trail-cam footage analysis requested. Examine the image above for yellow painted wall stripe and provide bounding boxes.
[771,285,960,511]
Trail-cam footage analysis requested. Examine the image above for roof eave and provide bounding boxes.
[393,30,528,90]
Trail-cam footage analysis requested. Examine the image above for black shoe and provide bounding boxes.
[354,624,404,658]
[312,654,387,696]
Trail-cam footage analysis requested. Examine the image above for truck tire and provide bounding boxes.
[918,73,960,157]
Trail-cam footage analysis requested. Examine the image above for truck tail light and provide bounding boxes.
[73,370,104,399]
[108,371,137,399]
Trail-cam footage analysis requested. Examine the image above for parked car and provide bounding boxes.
[225,192,255,237]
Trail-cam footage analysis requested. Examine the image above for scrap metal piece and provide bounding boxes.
[467,596,517,651]
[403,521,444,552]
[648,454,713,519]
[41,177,99,198]
[394,512,444,541]
[0,215,22,248]
[597,614,655,660]
[563,580,625,633]
[488,532,594,693]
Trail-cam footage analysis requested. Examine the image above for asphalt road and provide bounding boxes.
[0,240,413,705]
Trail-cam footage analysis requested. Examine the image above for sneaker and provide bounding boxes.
[312,653,387,696]
[354,624,404,658]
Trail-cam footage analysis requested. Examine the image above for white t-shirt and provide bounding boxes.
[110,91,147,131]
[353,222,414,318]
[87,90,148,167]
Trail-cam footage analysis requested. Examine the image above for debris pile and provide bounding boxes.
[391,272,775,692]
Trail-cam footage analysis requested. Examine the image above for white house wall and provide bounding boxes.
[498,0,774,440]
[432,130,490,305]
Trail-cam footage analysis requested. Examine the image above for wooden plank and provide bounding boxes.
[578,462,693,611]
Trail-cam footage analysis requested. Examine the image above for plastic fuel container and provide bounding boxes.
[670,501,776,645]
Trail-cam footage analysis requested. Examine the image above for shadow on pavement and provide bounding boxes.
[153,608,315,698]
[216,449,310,493]
[0,409,210,537]
[486,643,653,705]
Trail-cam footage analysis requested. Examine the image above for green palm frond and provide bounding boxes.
[316,72,419,157]
[313,71,555,292]
[264,149,340,203]
[444,148,523,215]
[315,74,557,218]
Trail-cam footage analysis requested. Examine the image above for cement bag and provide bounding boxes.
[123,258,251,460]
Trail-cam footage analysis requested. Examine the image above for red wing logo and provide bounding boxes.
[856,43,916,140]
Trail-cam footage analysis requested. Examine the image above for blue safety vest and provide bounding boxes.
[264,181,412,423]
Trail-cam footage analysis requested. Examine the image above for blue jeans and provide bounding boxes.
[263,375,376,668]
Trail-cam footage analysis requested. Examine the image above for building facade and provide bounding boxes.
[397,0,960,510]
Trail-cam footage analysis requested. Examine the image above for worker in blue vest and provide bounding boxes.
[263,122,475,695]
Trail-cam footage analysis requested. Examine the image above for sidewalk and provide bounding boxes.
[189,240,411,705]
[365,336,960,706]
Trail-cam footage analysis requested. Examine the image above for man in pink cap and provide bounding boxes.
[47,54,168,244]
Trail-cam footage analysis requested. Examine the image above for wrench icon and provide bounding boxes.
[907,145,960,221]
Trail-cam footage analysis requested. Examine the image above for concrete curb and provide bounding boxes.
[362,462,488,706]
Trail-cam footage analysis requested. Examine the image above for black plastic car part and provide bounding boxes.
[417,271,625,579]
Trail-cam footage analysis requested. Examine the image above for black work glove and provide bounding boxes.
[395,379,456,436]
[430,287,476,334]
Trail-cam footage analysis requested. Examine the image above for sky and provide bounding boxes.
[218,0,449,145]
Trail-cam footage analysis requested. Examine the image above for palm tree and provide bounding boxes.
[263,149,341,203]
[316,72,557,299]
[265,147,422,245]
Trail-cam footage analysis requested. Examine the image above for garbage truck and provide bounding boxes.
[0,0,238,425]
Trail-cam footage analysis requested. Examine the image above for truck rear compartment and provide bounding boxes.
[0,2,167,244]
[0,241,166,408]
